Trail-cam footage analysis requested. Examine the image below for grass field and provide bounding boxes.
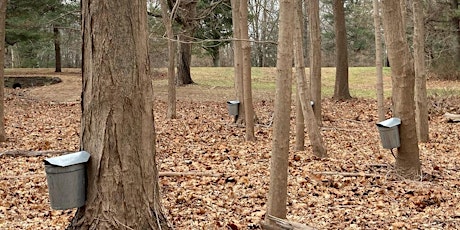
[152,67,460,100]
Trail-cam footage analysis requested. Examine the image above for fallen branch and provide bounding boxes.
[1,171,223,180]
[260,215,317,230]
[311,171,382,178]
[158,171,222,177]
[0,150,70,157]
[444,112,460,122]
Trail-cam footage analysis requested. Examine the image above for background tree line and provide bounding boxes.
[3,0,459,79]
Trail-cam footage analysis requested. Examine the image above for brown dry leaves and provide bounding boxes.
[1,87,460,229]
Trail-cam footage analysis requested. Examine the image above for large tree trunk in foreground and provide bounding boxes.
[0,0,6,142]
[373,0,385,122]
[265,0,293,226]
[413,0,429,142]
[69,1,170,229]
[381,0,421,179]
[333,0,351,100]
[308,0,322,124]
[294,0,327,158]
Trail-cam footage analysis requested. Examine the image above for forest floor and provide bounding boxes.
[0,69,460,229]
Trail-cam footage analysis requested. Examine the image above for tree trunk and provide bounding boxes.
[265,0,293,226]
[231,0,245,124]
[413,0,429,142]
[333,0,351,100]
[451,0,460,67]
[160,0,177,119]
[175,1,197,86]
[294,0,327,158]
[69,1,170,229]
[0,0,6,142]
[308,0,322,124]
[53,26,62,73]
[177,35,194,86]
[240,0,255,141]
[381,0,421,179]
[295,91,305,151]
[373,0,385,122]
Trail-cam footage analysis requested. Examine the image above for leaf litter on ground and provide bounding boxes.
[0,86,459,229]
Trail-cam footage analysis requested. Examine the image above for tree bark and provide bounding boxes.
[160,0,177,119]
[294,0,327,158]
[175,0,197,86]
[295,91,305,151]
[69,1,170,229]
[413,0,429,142]
[231,0,245,124]
[0,0,6,142]
[333,0,351,100]
[240,0,255,141]
[53,26,62,73]
[265,0,293,225]
[177,34,194,85]
[381,0,421,179]
[308,0,322,124]
[451,0,460,67]
[373,0,386,122]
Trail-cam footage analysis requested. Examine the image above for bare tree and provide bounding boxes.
[231,0,245,123]
[160,0,177,119]
[240,0,255,141]
[295,91,305,151]
[308,0,322,124]
[53,26,62,73]
[294,0,327,158]
[264,0,294,226]
[68,1,170,228]
[0,0,6,142]
[413,0,429,142]
[381,0,421,179]
[333,0,351,100]
[373,0,385,121]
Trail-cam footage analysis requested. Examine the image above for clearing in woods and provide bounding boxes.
[0,68,460,229]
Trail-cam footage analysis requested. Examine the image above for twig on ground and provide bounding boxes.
[0,150,70,157]
[311,171,382,178]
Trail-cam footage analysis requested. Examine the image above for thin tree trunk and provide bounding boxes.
[381,0,421,179]
[308,0,322,124]
[240,0,255,141]
[294,0,327,158]
[265,0,294,225]
[413,0,429,142]
[231,0,245,123]
[54,26,62,73]
[451,0,460,67]
[295,91,305,151]
[333,0,351,100]
[373,0,385,121]
[0,0,6,142]
[69,1,170,229]
[160,0,177,119]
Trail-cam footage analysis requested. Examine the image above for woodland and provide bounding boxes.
[0,0,460,229]
[0,69,459,229]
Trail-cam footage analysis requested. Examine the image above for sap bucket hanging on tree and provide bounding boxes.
[376,118,401,149]
[227,100,240,116]
[44,151,90,210]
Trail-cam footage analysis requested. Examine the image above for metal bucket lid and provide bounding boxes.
[44,151,90,167]
[376,117,401,128]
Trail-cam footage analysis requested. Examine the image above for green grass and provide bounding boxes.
[188,67,397,98]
